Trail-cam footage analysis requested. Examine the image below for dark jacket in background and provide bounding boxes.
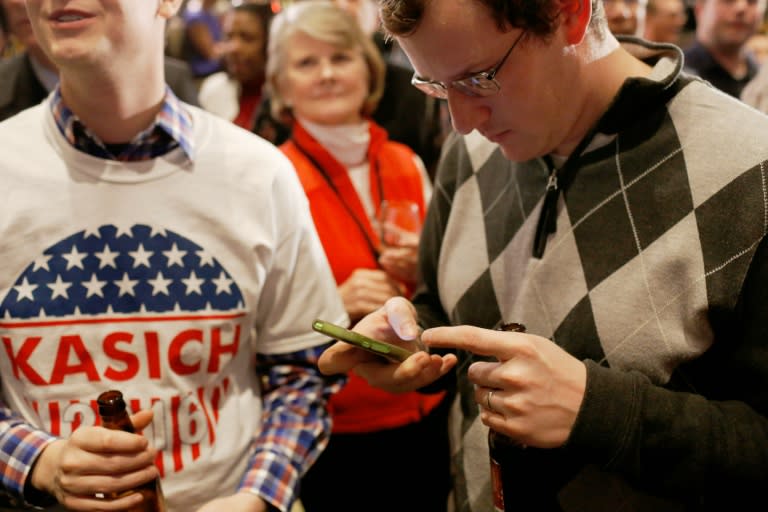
[375,62,445,177]
[0,54,199,123]
[683,40,759,98]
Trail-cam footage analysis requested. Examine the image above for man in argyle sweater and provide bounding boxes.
[413,46,768,509]
[319,0,768,510]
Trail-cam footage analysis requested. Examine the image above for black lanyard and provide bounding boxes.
[292,140,384,261]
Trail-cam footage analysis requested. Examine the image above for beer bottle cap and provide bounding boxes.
[97,390,126,416]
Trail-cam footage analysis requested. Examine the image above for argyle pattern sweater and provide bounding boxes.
[413,39,768,511]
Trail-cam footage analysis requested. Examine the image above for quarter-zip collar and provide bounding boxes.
[533,37,687,258]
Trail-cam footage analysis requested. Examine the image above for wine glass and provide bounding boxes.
[377,199,422,249]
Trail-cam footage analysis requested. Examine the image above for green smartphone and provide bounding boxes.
[312,319,415,363]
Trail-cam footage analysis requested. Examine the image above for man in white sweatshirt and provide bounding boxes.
[0,1,347,511]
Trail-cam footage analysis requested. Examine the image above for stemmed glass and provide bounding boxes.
[376,199,422,249]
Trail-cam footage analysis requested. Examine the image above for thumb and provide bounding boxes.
[129,409,155,432]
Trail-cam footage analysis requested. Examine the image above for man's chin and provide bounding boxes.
[489,139,537,163]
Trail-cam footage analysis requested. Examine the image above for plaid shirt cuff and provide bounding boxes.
[0,419,57,506]
[237,450,301,512]
[237,343,343,511]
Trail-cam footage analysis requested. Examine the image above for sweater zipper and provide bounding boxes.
[533,165,559,259]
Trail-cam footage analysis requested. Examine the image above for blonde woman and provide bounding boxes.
[266,3,451,511]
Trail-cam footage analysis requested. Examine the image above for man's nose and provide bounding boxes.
[446,90,491,136]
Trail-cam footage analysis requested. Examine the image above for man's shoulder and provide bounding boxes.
[0,99,46,125]
[673,78,768,132]
[667,80,768,193]
[190,105,263,140]
[0,102,48,153]
[188,106,289,162]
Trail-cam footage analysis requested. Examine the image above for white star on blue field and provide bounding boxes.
[2,224,244,320]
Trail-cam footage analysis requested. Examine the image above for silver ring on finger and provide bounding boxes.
[486,389,496,413]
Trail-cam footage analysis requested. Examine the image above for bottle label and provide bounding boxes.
[490,454,504,512]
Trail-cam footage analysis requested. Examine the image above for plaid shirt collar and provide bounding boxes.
[50,85,194,162]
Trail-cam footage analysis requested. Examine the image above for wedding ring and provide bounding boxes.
[486,389,496,413]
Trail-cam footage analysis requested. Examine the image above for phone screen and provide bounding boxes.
[312,319,415,363]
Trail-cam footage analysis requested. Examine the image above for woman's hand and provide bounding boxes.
[378,240,419,284]
[337,268,404,322]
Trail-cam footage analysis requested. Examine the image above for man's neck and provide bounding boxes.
[554,36,653,157]
[59,67,166,144]
[700,39,749,78]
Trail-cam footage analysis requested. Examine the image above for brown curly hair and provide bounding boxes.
[378,0,605,38]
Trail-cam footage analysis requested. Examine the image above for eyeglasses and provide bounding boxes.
[410,30,526,99]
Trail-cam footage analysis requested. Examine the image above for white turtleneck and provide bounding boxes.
[297,117,433,222]
[297,117,377,220]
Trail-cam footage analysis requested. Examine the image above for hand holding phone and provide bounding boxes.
[312,319,415,363]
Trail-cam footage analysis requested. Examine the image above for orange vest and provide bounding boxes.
[281,121,445,433]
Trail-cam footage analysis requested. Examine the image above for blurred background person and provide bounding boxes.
[644,0,689,44]
[333,0,379,35]
[0,3,7,58]
[265,2,451,511]
[684,0,767,98]
[198,2,273,130]
[330,0,446,177]
[0,0,22,59]
[604,0,648,36]
[0,0,54,121]
[0,0,199,123]
[745,19,768,64]
[181,0,226,78]
[741,21,768,110]
[329,0,414,68]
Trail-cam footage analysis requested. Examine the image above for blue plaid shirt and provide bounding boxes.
[0,87,344,512]
[49,86,194,161]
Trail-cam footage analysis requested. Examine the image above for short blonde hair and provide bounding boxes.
[266,0,386,123]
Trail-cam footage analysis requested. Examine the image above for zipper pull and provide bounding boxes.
[533,167,559,259]
[545,171,558,192]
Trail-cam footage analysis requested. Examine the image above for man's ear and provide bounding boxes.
[560,0,592,45]
[157,0,183,20]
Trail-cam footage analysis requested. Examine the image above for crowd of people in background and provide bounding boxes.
[6,0,768,130]
[5,0,767,133]
[601,0,768,104]
[1,0,767,511]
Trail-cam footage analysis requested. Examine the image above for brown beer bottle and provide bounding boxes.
[96,390,167,512]
[488,323,562,512]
